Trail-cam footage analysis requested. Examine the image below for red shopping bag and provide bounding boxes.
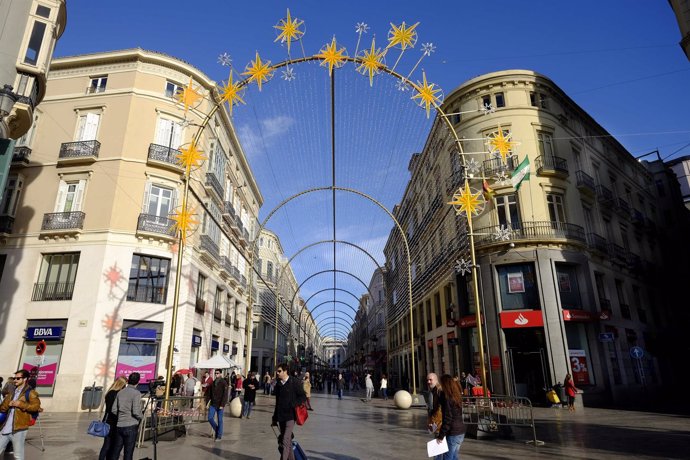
[295,403,309,426]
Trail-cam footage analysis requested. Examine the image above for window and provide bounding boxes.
[536,131,555,157]
[555,264,582,309]
[165,81,183,98]
[88,76,108,94]
[144,184,174,217]
[1,175,24,217]
[197,273,206,302]
[127,254,171,304]
[582,205,595,234]
[24,21,47,65]
[75,113,100,141]
[619,224,629,250]
[495,194,521,229]
[546,193,566,223]
[55,180,86,213]
[267,261,273,280]
[482,95,491,108]
[494,92,505,108]
[615,280,630,319]
[655,180,666,197]
[33,252,80,301]
[154,117,183,149]
[497,263,541,310]
[36,5,51,17]
[214,287,223,320]
[594,272,608,306]
[530,91,548,109]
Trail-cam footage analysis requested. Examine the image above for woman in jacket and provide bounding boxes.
[303,372,313,410]
[99,376,127,460]
[380,373,388,400]
[434,374,466,460]
[564,373,579,412]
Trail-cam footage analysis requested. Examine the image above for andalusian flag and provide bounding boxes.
[511,156,530,190]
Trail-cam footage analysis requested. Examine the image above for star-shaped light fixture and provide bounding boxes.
[486,127,518,164]
[175,76,202,114]
[357,37,385,86]
[217,53,232,67]
[176,142,206,173]
[282,66,296,82]
[170,207,199,243]
[242,52,274,91]
[219,73,245,114]
[317,36,348,76]
[396,79,410,92]
[455,258,472,276]
[274,9,304,54]
[355,22,369,34]
[387,21,419,50]
[421,42,436,56]
[448,182,484,217]
[411,71,443,118]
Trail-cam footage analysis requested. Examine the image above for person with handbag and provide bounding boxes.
[110,372,143,460]
[433,374,467,460]
[242,372,259,418]
[98,376,127,460]
[271,363,306,460]
[302,372,313,411]
[0,369,41,460]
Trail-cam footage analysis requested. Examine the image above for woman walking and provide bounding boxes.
[564,373,579,412]
[380,373,388,400]
[303,372,313,410]
[434,374,466,460]
[99,376,127,460]
[365,373,374,401]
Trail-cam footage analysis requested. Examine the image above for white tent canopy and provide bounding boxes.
[194,355,241,369]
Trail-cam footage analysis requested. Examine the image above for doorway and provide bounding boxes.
[504,328,549,402]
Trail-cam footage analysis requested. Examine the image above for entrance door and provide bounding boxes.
[504,328,549,402]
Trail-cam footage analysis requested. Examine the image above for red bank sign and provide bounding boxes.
[500,310,544,329]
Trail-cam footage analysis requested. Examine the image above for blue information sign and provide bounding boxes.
[127,328,157,342]
[211,340,219,351]
[192,335,202,347]
[223,344,230,353]
[598,332,615,342]
[27,326,63,341]
[629,346,644,359]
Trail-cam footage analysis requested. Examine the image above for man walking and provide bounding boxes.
[111,372,142,460]
[365,373,374,401]
[208,370,228,441]
[426,373,441,435]
[0,369,41,460]
[272,363,306,460]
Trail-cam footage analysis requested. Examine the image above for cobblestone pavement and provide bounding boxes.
[6,391,690,459]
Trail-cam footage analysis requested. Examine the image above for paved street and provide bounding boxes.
[7,390,690,460]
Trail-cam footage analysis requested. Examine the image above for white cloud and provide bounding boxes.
[237,115,295,155]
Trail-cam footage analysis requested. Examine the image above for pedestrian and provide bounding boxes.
[263,371,271,395]
[242,372,259,418]
[380,373,388,400]
[303,372,313,410]
[110,372,142,460]
[230,371,237,398]
[336,373,345,400]
[98,376,127,460]
[1,377,14,398]
[426,373,442,435]
[564,373,579,412]
[234,373,243,400]
[433,374,466,460]
[208,370,228,441]
[0,369,42,460]
[365,373,374,401]
[202,372,212,405]
[271,363,306,460]
[459,372,468,395]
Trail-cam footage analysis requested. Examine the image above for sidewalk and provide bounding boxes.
[8,392,690,459]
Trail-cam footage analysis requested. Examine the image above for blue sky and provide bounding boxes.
[56,1,690,340]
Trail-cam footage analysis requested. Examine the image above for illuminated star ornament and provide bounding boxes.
[317,36,348,75]
[175,76,202,114]
[455,258,472,276]
[411,71,443,118]
[357,37,385,86]
[217,52,232,67]
[396,79,410,92]
[448,182,485,217]
[481,103,496,115]
[387,21,419,50]
[242,52,274,91]
[494,225,513,241]
[282,66,296,81]
[176,142,206,173]
[170,206,199,243]
[219,73,245,114]
[355,22,370,34]
[486,127,518,163]
[421,42,436,56]
[274,9,304,54]
[465,158,481,177]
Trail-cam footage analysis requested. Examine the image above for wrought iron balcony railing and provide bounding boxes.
[195,298,206,313]
[587,232,609,254]
[225,314,233,325]
[220,256,233,276]
[610,243,629,264]
[12,146,31,164]
[126,286,167,304]
[0,216,15,234]
[137,214,176,238]
[535,155,568,176]
[631,209,645,225]
[32,282,75,301]
[240,275,247,289]
[205,172,224,200]
[231,266,241,283]
[596,184,614,206]
[214,308,222,321]
[147,143,182,169]
[616,197,630,215]
[576,171,596,195]
[59,140,100,160]
[473,220,585,247]
[41,212,85,231]
[223,201,236,226]
[200,234,220,260]
[482,155,517,178]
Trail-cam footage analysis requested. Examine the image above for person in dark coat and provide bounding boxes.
[271,363,306,460]
[434,374,467,460]
[207,370,228,441]
[242,372,259,418]
[99,376,127,460]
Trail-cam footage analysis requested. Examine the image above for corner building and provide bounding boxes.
[385,69,686,405]
[0,49,262,411]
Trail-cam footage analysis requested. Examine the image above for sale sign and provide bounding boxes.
[568,349,591,385]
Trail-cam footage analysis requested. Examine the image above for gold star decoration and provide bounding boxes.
[242,52,274,91]
[176,142,206,173]
[317,36,348,76]
[411,71,443,118]
[274,8,304,54]
[175,76,202,114]
[387,21,419,50]
[486,126,518,163]
[170,206,199,243]
[219,72,245,114]
[448,182,484,217]
[357,37,386,86]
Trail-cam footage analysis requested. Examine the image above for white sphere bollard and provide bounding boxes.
[394,390,412,409]
[229,396,242,417]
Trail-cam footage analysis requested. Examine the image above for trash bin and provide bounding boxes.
[81,385,103,410]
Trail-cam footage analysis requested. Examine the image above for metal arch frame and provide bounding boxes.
[311,307,355,326]
[300,287,361,337]
[316,319,352,333]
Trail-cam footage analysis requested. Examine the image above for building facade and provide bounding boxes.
[0,49,261,411]
[384,69,689,404]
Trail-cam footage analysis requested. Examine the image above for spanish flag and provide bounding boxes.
[483,179,495,201]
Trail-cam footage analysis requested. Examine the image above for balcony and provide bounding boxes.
[195,297,206,314]
[240,275,247,290]
[596,185,615,208]
[12,146,31,165]
[40,212,85,235]
[445,169,464,194]
[58,140,100,164]
[32,282,75,301]
[199,234,220,262]
[610,243,629,265]
[473,220,585,248]
[214,308,222,322]
[616,197,630,217]
[231,266,241,284]
[628,253,644,275]
[535,155,568,178]
[225,314,233,326]
[575,171,596,197]
[136,214,176,240]
[631,209,645,228]
[234,320,240,330]
[147,143,183,172]
[482,155,517,178]
[205,173,224,202]
[220,256,232,277]
[222,201,236,226]
[0,216,14,234]
[587,232,609,254]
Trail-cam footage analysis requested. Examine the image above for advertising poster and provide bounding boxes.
[507,272,525,293]
[20,342,62,396]
[558,273,571,292]
[115,356,157,383]
[569,349,591,385]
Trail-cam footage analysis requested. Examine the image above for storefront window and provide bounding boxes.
[497,263,540,310]
[115,321,161,385]
[20,321,66,396]
[555,263,582,309]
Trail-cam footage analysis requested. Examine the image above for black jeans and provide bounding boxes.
[110,425,138,460]
[98,421,117,460]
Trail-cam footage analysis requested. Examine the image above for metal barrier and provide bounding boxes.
[462,395,542,446]
[137,395,208,447]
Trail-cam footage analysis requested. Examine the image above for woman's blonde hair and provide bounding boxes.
[107,376,128,393]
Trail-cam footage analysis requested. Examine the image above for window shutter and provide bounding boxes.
[172,121,183,149]
[73,180,86,211]
[75,115,86,141]
[172,187,179,212]
[54,181,68,212]
[142,181,152,214]
[80,113,100,140]
[155,118,169,145]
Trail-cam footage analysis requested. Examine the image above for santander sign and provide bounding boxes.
[500,311,544,329]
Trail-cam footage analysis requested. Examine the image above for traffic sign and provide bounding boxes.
[629,346,644,359]
[598,332,614,342]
